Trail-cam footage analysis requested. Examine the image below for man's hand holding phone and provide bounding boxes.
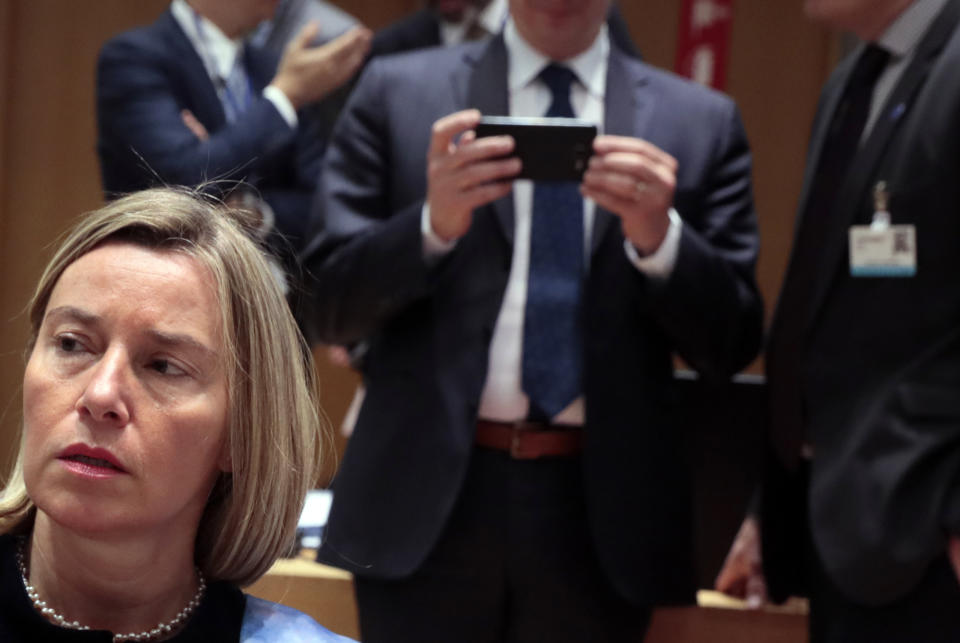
[429,111,678,256]
[581,135,677,256]
[427,110,522,242]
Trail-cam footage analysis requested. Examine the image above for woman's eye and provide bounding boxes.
[149,359,187,376]
[57,336,82,353]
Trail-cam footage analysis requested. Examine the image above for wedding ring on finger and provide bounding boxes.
[634,180,649,197]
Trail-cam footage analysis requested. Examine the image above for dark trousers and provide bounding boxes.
[354,447,651,643]
[789,468,960,642]
[765,457,960,641]
[807,535,960,643]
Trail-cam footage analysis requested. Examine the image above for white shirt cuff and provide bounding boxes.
[263,85,298,128]
[623,208,682,280]
[422,204,458,258]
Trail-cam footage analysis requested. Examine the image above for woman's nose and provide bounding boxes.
[76,349,131,425]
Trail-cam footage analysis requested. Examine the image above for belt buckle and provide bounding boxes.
[509,422,540,459]
[509,428,527,459]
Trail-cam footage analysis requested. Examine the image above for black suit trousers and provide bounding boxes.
[353,447,651,643]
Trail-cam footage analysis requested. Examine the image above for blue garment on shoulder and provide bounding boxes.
[241,595,356,642]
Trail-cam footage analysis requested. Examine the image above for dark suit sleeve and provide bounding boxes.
[647,100,763,378]
[302,61,436,345]
[96,33,297,192]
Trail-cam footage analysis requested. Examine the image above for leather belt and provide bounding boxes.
[475,420,584,459]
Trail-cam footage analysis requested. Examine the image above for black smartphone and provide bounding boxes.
[474,116,597,181]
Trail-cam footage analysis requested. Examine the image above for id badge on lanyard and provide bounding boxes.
[849,181,916,277]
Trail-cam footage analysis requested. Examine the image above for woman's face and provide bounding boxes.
[22,242,231,538]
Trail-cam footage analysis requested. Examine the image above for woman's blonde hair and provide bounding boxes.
[0,187,324,586]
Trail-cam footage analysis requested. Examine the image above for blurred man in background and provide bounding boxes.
[96,0,370,260]
[717,1,960,641]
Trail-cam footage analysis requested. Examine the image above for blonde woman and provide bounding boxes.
[0,188,352,641]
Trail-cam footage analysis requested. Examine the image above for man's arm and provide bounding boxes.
[303,62,519,345]
[584,99,763,378]
[97,36,295,188]
[96,25,369,191]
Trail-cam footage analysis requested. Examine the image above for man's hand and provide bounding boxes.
[949,535,960,584]
[715,516,768,608]
[581,135,677,255]
[271,23,372,110]
[181,109,209,141]
[426,109,522,242]
[326,345,353,369]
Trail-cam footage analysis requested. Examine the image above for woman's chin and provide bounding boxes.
[35,503,140,537]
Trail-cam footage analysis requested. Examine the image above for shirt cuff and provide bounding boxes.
[263,84,298,128]
[623,208,682,280]
[422,204,458,258]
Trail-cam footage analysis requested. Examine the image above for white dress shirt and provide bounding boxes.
[423,18,683,425]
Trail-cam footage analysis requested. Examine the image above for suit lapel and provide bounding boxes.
[792,61,855,236]
[805,0,960,327]
[592,47,655,255]
[160,10,228,129]
[458,36,515,243]
[244,45,280,94]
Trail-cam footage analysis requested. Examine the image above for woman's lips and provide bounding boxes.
[58,445,127,474]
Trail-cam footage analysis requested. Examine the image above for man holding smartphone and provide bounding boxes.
[304,1,762,640]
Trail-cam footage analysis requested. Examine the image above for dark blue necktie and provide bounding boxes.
[193,11,253,123]
[221,51,253,123]
[522,64,584,419]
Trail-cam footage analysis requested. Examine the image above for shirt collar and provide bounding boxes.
[479,0,509,35]
[876,0,948,58]
[504,17,608,100]
[439,0,508,46]
[171,0,244,80]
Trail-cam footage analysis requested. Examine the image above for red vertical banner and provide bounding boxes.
[674,0,735,91]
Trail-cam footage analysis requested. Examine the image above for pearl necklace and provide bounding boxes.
[17,539,206,642]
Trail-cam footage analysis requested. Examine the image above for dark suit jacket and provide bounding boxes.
[96,10,323,248]
[763,0,960,606]
[370,3,641,59]
[305,35,762,606]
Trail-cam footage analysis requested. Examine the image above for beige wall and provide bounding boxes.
[0,1,838,480]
